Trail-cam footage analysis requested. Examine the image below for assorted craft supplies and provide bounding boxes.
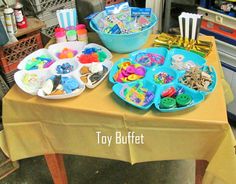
[109,47,216,111]
[79,63,108,85]
[120,82,155,106]
[56,63,74,74]
[154,72,174,84]
[25,55,55,70]
[113,61,146,83]
[135,53,165,67]
[179,66,213,92]
[54,24,88,44]
[160,86,192,109]
[14,4,217,112]
[77,47,108,64]
[92,2,152,34]
[15,43,113,98]
[56,48,78,59]
[41,75,80,95]
[171,54,199,71]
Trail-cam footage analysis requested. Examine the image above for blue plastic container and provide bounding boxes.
[109,47,217,112]
[89,9,158,53]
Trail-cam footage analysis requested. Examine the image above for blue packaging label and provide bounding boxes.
[131,8,152,17]
[109,24,121,34]
[105,2,130,15]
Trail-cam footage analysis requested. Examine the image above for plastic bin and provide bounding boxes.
[0,32,43,73]
[90,9,158,53]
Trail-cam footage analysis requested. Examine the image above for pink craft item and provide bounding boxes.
[73,50,78,55]
[126,65,135,74]
[43,61,54,68]
[121,69,130,77]
[117,72,125,81]
[135,67,146,76]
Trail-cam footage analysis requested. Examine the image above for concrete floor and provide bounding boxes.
[0,124,235,184]
[0,156,195,184]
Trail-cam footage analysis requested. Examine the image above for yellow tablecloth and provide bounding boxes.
[1,35,236,184]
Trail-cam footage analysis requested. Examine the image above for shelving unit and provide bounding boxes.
[198,6,236,118]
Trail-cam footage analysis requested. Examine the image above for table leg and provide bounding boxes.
[44,154,68,184]
[195,160,208,184]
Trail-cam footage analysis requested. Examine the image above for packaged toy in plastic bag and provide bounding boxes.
[91,2,152,34]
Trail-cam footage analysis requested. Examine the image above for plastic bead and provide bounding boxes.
[56,62,74,74]
[154,72,174,84]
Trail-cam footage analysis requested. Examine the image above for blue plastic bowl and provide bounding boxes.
[90,9,158,53]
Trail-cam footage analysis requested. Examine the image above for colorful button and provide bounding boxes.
[162,87,176,97]
[160,97,176,109]
[113,61,146,83]
[176,94,192,107]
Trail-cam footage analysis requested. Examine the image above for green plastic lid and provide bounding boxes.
[160,97,176,109]
[176,94,192,107]
[66,30,77,37]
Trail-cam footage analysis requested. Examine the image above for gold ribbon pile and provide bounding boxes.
[154,33,213,57]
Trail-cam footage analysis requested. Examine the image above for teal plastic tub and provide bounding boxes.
[89,9,158,53]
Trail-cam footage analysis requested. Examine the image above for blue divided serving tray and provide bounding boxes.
[109,47,217,112]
